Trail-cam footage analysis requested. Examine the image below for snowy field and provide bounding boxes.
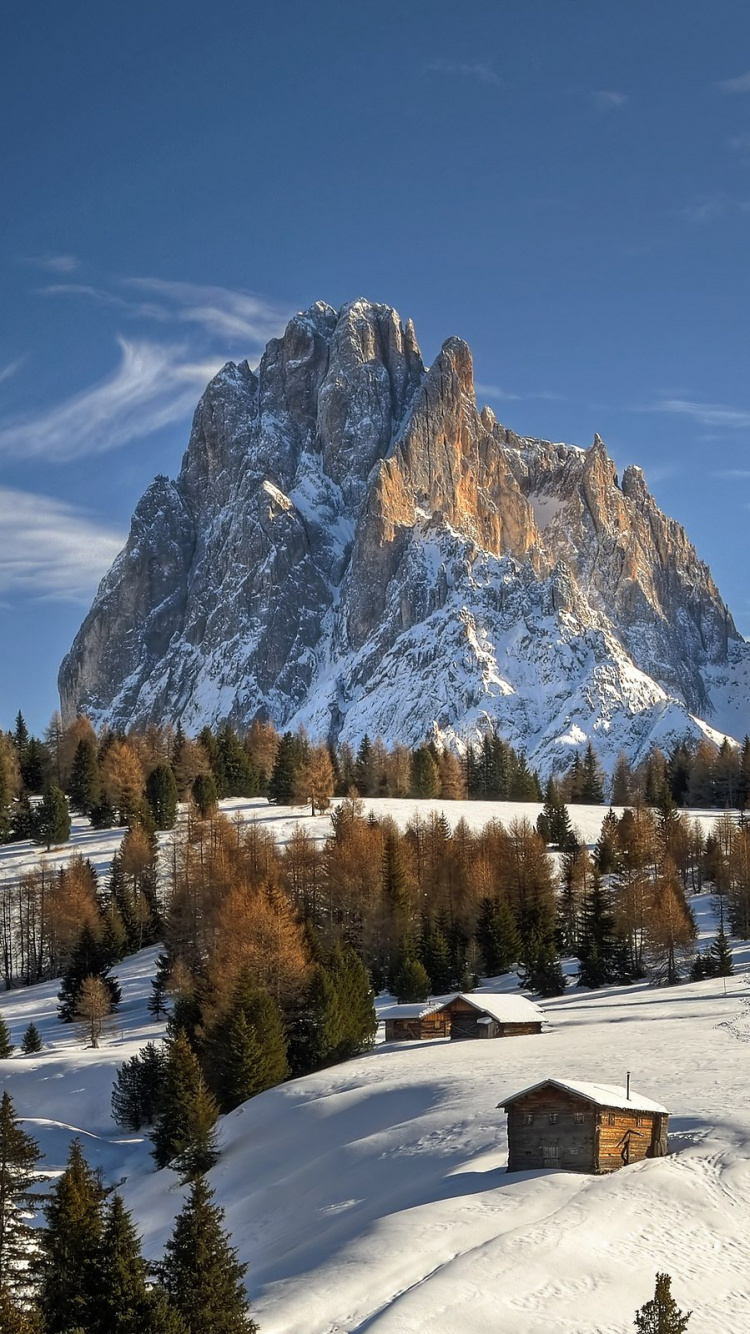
[0,896,747,1331]
[1,799,749,1331]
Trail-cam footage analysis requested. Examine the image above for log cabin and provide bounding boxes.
[501,1078,669,1174]
[380,997,453,1042]
[444,993,543,1039]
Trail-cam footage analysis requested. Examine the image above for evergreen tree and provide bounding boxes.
[89,794,116,829]
[151,1032,219,1180]
[392,953,431,1004]
[216,726,258,798]
[354,734,375,796]
[595,808,620,874]
[209,982,288,1114]
[474,896,521,976]
[34,786,70,851]
[286,963,342,1076]
[0,1014,13,1059]
[522,940,566,997]
[90,1192,152,1334]
[38,1139,105,1333]
[0,1286,43,1333]
[191,771,218,818]
[710,926,734,977]
[0,1092,44,1301]
[580,741,605,803]
[633,1272,691,1333]
[69,739,101,815]
[12,713,28,754]
[268,732,304,805]
[381,834,410,932]
[21,1024,42,1056]
[112,1042,166,1131]
[327,942,377,1059]
[145,764,179,830]
[148,951,172,1021]
[419,925,453,993]
[410,747,440,798]
[58,925,121,1023]
[20,739,48,795]
[159,1177,255,1334]
[577,875,627,989]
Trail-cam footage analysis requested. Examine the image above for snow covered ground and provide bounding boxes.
[1,800,749,1331]
[0,894,747,1331]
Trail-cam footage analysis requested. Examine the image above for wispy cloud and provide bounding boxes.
[23,254,80,274]
[710,468,750,479]
[475,383,522,402]
[425,58,500,87]
[652,399,750,429]
[0,339,225,462]
[0,357,25,386]
[719,71,750,93]
[123,279,289,345]
[41,277,289,349]
[591,89,628,110]
[0,487,124,602]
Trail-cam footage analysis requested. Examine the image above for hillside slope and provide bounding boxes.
[0,902,748,1333]
[59,299,749,773]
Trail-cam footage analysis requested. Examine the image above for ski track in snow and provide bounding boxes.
[0,800,749,1331]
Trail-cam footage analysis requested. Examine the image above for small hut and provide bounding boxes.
[501,1078,669,1174]
[444,993,543,1040]
[381,997,453,1042]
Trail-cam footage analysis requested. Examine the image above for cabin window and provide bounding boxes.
[607,1113,616,1126]
[523,1113,534,1126]
[570,1147,579,1156]
[636,1116,643,1127]
[573,1112,584,1124]
[548,1113,558,1125]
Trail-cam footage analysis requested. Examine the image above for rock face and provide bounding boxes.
[59,299,750,773]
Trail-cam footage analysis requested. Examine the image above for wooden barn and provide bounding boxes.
[444,993,543,1040]
[501,1078,669,1174]
[380,997,453,1042]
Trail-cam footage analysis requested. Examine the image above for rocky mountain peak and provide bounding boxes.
[59,299,749,773]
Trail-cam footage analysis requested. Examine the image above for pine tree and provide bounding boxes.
[381,833,410,934]
[580,741,605,804]
[710,925,734,977]
[34,786,70,851]
[90,1192,152,1334]
[410,746,440,798]
[149,951,172,1020]
[191,771,218,818]
[38,1139,105,1333]
[392,954,431,1003]
[522,940,566,997]
[474,896,521,976]
[286,963,342,1076]
[0,1092,44,1301]
[419,924,453,993]
[268,732,304,805]
[151,1032,219,1180]
[69,739,101,815]
[0,1286,44,1333]
[159,1176,255,1333]
[0,1015,14,1059]
[327,942,377,1058]
[146,765,179,830]
[634,1272,691,1333]
[21,1024,42,1056]
[578,875,626,989]
[209,982,288,1113]
[216,726,258,798]
[112,1041,166,1130]
[12,714,29,755]
[58,925,121,1023]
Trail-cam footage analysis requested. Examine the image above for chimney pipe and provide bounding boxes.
[626,1071,631,1101]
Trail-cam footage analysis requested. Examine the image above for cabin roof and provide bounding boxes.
[378,995,454,1021]
[379,991,544,1024]
[500,1078,668,1115]
[449,992,544,1024]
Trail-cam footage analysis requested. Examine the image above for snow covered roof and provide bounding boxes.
[500,1078,668,1115]
[379,996,455,1021]
[453,993,544,1024]
[379,992,544,1024]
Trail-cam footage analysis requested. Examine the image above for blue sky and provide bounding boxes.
[3,0,750,731]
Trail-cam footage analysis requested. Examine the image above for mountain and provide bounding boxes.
[59,298,750,772]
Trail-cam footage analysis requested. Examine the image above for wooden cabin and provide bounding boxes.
[381,998,453,1042]
[445,993,543,1040]
[501,1078,669,1174]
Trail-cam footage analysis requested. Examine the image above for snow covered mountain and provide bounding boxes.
[59,299,750,772]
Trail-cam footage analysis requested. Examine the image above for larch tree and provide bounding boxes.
[73,975,116,1048]
[293,743,335,815]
